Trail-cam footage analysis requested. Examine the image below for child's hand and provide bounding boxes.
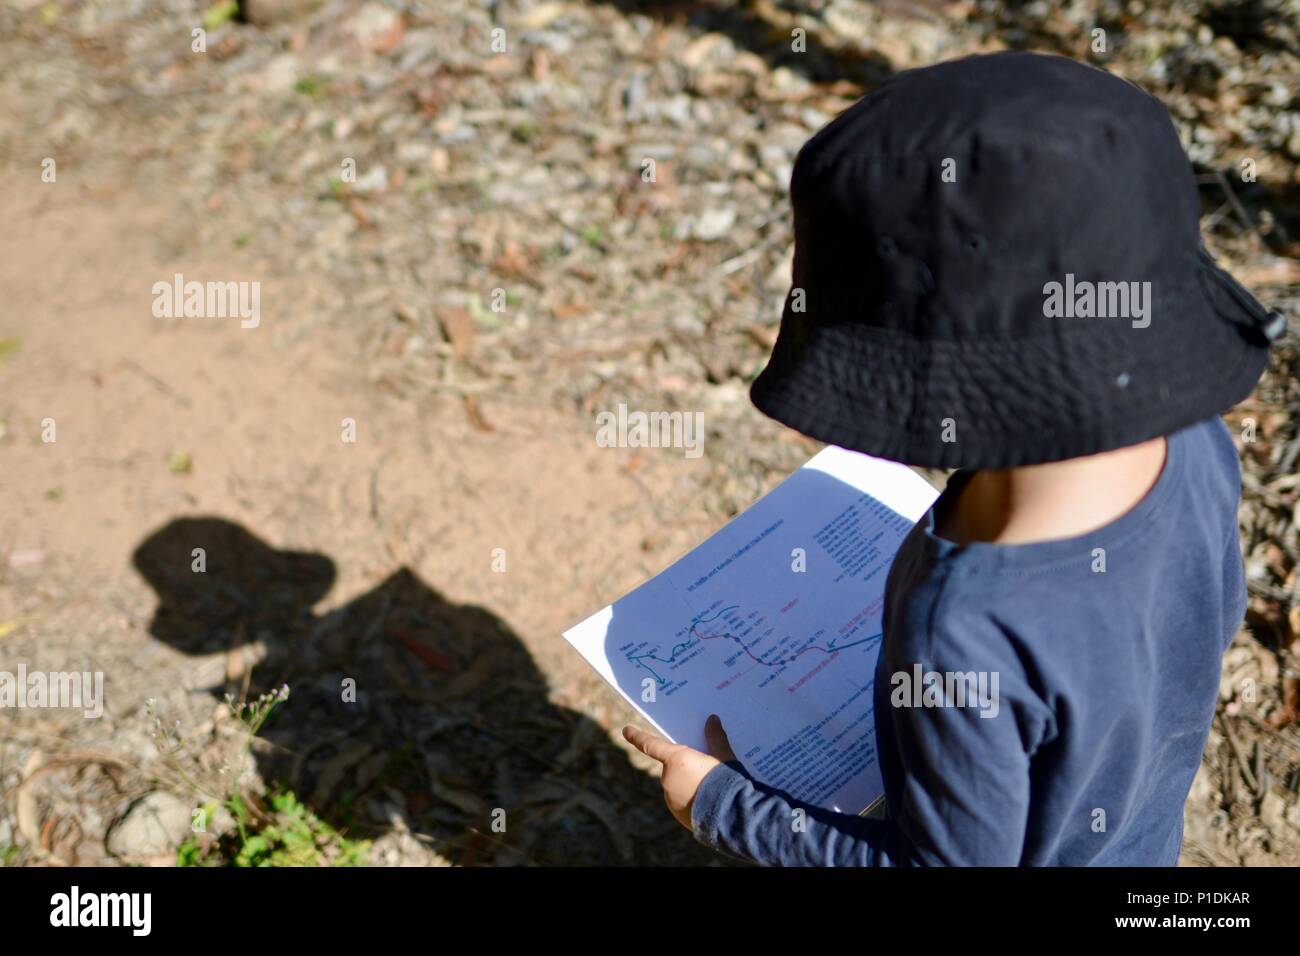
[623,715,737,831]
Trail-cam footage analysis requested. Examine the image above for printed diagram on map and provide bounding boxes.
[563,447,937,815]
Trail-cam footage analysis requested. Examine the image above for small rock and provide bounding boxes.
[395,142,430,164]
[1259,789,1288,833]
[256,54,300,95]
[691,208,736,241]
[660,94,693,126]
[106,792,194,859]
[344,2,401,49]
[352,165,389,194]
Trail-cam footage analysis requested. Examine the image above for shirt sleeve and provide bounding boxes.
[689,622,1054,866]
[691,759,910,865]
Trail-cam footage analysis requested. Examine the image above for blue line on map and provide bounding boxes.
[627,604,880,686]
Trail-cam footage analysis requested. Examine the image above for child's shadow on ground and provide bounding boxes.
[132,516,716,866]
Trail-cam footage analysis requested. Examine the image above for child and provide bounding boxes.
[623,50,1284,865]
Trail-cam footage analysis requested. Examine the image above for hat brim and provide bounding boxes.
[750,260,1273,469]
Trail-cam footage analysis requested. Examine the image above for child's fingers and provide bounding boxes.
[704,713,737,762]
[622,724,678,764]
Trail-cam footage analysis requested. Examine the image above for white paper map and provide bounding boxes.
[563,446,938,815]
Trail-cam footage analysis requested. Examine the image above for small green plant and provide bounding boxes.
[149,684,370,867]
[177,790,369,867]
[175,835,212,867]
[236,791,368,867]
[174,801,221,867]
[510,120,540,144]
[294,75,328,98]
[147,684,290,803]
[201,0,238,30]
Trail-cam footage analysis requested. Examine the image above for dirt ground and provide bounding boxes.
[0,175,758,863]
[1,0,1299,866]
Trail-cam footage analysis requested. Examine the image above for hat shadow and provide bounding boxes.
[131,516,718,865]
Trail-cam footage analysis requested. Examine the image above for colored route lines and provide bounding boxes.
[627,603,881,686]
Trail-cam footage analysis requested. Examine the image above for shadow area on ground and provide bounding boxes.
[132,516,718,866]
[593,0,894,88]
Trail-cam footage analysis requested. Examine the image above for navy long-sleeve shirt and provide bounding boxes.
[690,416,1246,865]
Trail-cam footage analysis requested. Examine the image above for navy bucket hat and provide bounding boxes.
[751,50,1283,469]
